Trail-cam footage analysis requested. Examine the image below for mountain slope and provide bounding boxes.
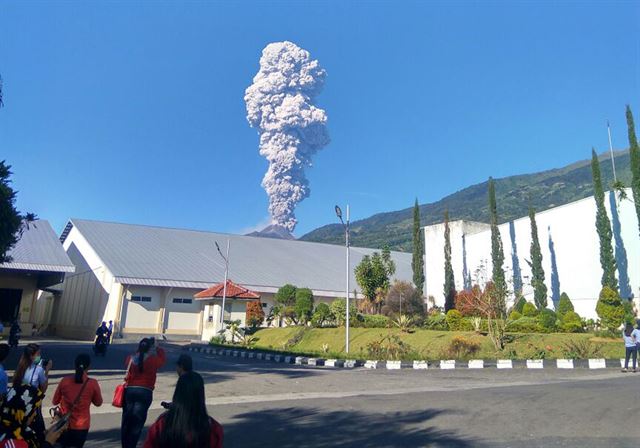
[300,150,632,251]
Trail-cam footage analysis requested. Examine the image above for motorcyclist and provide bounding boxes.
[94,322,109,355]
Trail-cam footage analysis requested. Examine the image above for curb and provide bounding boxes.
[186,345,628,371]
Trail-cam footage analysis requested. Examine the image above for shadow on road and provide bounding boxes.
[223,407,479,447]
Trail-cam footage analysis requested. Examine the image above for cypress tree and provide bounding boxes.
[411,199,425,296]
[488,177,506,317]
[527,206,547,309]
[443,209,456,312]
[591,149,618,291]
[626,105,640,237]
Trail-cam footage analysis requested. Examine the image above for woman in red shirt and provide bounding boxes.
[121,338,166,448]
[143,371,223,448]
[52,354,103,448]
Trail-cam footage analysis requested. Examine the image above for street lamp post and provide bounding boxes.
[215,239,230,332]
[335,204,350,353]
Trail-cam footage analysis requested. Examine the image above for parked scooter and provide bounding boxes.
[93,338,108,356]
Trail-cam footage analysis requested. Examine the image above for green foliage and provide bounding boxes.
[424,313,448,330]
[506,317,539,333]
[596,286,625,330]
[412,199,425,295]
[445,309,465,331]
[508,310,522,321]
[294,288,315,324]
[354,247,396,312]
[441,335,481,360]
[359,314,390,328]
[527,206,547,309]
[224,319,242,344]
[443,209,456,312]
[383,280,424,316]
[522,302,538,317]
[561,311,583,333]
[392,314,415,333]
[488,178,507,317]
[556,293,574,318]
[0,161,28,264]
[626,105,640,238]
[366,334,415,360]
[513,296,527,314]
[209,335,226,345]
[330,298,357,326]
[311,303,332,328]
[561,340,603,359]
[536,309,558,332]
[591,149,618,291]
[275,284,298,307]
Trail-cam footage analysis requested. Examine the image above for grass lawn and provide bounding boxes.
[249,327,624,360]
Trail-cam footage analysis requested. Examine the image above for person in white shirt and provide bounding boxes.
[622,323,638,372]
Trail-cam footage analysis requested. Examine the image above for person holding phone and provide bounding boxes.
[52,354,103,448]
[121,337,166,448]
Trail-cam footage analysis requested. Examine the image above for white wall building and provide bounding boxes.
[424,189,640,318]
[52,219,413,340]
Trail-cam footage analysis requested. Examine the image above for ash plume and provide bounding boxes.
[244,41,330,233]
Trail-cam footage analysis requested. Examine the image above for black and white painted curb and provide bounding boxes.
[187,344,629,370]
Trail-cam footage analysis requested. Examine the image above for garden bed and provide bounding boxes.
[245,327,623,360]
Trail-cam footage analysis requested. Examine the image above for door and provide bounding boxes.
[0,289,22,323]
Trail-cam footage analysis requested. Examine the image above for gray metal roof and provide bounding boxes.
[63,219,413,295]
[1,220,75,273]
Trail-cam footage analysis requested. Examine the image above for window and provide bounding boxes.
[172,298,193,304]
[223,303,232,321]
[261,303,268,308]
[131,296,151,303]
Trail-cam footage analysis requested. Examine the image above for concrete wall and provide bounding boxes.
[424,189,640,318]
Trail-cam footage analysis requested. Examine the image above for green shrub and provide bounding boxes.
[513,296,527,314]
[424,314,448,330]
[623,300,635,325]
[536,308,558,332]
[294,288,315,324]
[360,314,390,328]
[441,335,481,359]
[561,311,583,333]
[522,302,538,317]
[330,298,358,326]
[311,303,332,327]
[561,340,603,359]
[556,292,574,318]
[445,309,464,331]
[596,286,625,330]
[506,317,539,333]
[275,284,298,306]
[366,334,415,360]
[508,310,522,321]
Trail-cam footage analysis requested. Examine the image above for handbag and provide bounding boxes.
[112,357,133,408]
[50,378,90,426]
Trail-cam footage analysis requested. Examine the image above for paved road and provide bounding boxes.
[4,339,639,447]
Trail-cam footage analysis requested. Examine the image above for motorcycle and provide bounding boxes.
[93,338,108,356]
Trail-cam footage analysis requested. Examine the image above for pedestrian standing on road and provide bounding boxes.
[176,354,192,376]
[622,323,638,372]
[0,384,68,448]
[143,371,223,448]
[12,344,52,444]
[0,343,10,399]
[51,354,103,448]
[121,337,166,448]
[107,321,114,344]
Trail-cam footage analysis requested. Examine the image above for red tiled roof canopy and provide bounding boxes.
[194,279,260,300]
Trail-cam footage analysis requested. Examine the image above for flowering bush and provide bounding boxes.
[245,301,265,329]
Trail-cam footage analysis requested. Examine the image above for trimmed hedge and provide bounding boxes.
[506,317,539,333]
[522,302,538,317]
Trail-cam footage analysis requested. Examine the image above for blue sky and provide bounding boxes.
[1,1,639,237]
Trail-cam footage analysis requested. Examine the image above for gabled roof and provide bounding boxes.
[1,220,75,273]
[194,280,260,300]
[61,219,412,295]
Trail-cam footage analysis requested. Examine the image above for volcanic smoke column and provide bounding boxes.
[244,41,330,233]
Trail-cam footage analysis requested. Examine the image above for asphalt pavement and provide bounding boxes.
[4,339,638,447]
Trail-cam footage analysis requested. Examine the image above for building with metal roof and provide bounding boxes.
[52,218,412,340]
[0,220,74,329]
